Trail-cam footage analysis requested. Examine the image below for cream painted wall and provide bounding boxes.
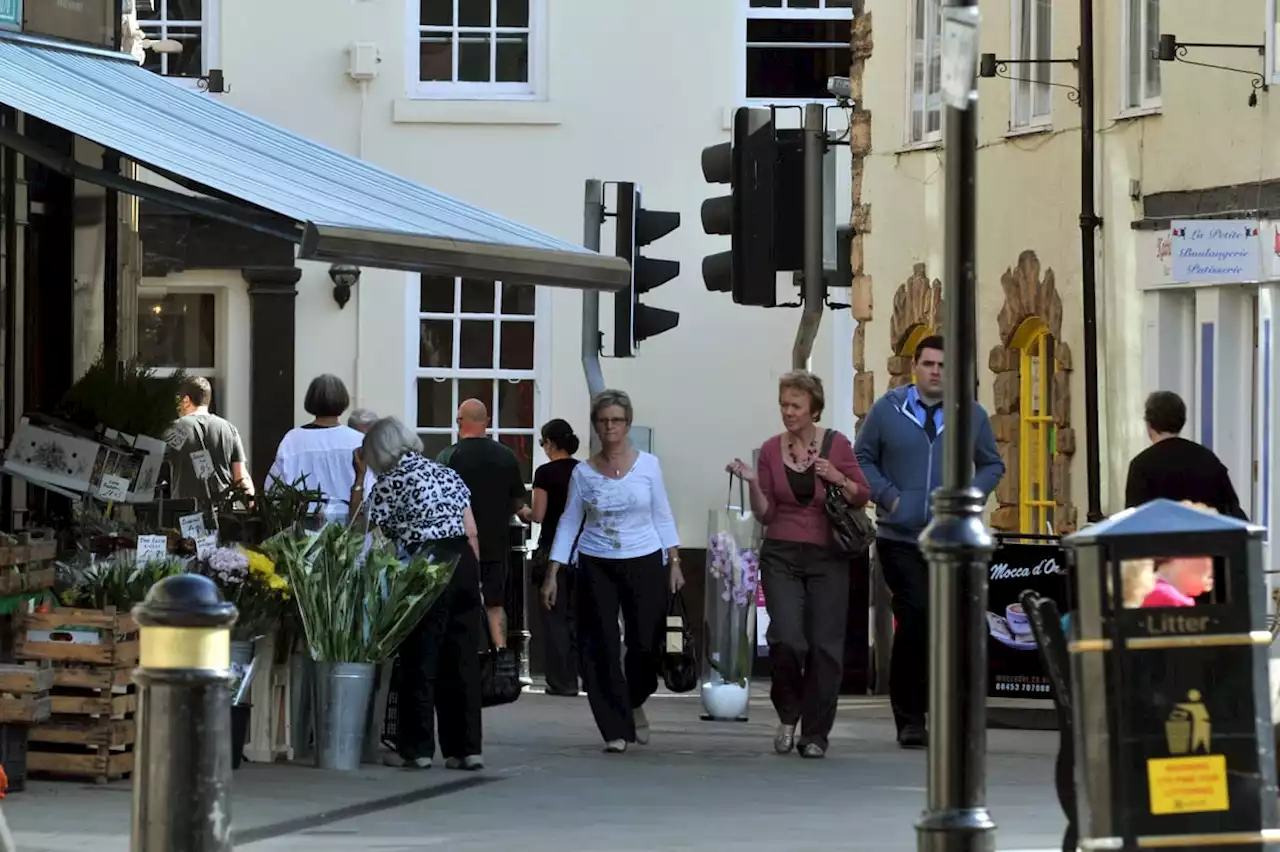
[154,0,853,542]
[861,0,1278,521]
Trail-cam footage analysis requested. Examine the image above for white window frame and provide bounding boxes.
[906,0,943,146]
[1120,0,1162,114]
[740,0,855,106]
[404,0,547,101]
[1268,0,1280,86]
[403,274,549,483]
[1009,0,1053,131]
[136,0,221,88]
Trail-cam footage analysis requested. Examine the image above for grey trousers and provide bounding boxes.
[760,539,850,750]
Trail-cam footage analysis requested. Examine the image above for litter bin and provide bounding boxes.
[1065,499,1278,851]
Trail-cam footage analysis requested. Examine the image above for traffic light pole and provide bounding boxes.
[791,102,826,371]
[915,2,997,852]
[582,179,606,398]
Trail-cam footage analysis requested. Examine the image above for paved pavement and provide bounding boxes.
[5,689,1067,851]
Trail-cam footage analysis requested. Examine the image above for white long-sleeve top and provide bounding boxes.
[549,451,680,564]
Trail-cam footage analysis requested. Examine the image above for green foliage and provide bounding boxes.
[57,551,187,611]
[57,353,187,439]
[215,474,325,543]
[263,523,456,663]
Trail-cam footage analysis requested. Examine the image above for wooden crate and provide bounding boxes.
[16,609,138,783]
[0,663,53,724]
[28,748,133,784]
[15,607,139,668]
[0,537,57,568]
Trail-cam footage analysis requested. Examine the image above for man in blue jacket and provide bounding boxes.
[854,335,1005,748]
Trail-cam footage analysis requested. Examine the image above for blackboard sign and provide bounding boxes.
[986,535,1066,699]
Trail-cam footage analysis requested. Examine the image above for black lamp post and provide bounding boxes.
[915,2,996,851]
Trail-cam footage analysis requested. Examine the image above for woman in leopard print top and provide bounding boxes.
[350,416,486,772]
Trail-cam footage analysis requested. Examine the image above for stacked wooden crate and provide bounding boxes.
[16,607,139,784]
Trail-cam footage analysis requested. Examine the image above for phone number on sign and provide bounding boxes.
[994,677,1051,695]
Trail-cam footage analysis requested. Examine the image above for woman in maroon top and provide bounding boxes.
[727,370,869,758]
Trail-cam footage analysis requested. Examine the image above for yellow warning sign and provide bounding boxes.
[1147,754,1229,815]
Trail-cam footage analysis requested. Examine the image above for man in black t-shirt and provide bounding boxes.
[1125,391,1247,519]
[439,399,527,648]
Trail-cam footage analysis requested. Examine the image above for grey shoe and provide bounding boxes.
[604,739,627,753]
[445,755,484,771]
[799,743,825,759]
[773,724,797,755]
[633,707,651,745]
[384,754,432,769]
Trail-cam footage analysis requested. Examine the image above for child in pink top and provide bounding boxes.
[1141,556,1213,608]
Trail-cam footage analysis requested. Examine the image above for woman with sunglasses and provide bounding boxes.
[520,419,582,696]
[541,390,683,753]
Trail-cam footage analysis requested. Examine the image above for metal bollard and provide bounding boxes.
[131,574,238,852]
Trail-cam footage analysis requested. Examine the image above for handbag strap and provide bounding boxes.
[818,428,836,460]
[725,471,747,512]
[668,589,689,622]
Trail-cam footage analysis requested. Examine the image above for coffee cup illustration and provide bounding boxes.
[1006,602,1032,637]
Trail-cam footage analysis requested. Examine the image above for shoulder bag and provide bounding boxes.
[819,429,875,554]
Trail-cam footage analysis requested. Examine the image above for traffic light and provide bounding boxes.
[699,107,805,308]
[613,182,680,358]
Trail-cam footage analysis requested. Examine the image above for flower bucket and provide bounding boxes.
[313,661,376,771]
[700,474,760,722]
[289,651,315,760]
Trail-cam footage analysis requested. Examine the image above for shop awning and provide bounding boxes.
[0,33,630,291]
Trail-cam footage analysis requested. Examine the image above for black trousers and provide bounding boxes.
[759,539,850,750]
[534,559,579,695]
[576,551,666,743]
[877,537,929,731]
[396,546,484,760]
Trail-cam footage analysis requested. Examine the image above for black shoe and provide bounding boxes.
[898,724,927,749]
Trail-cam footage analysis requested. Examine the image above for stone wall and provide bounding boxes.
[886,262,943,389]
[987,250,1078,534]
[850,9,874,435]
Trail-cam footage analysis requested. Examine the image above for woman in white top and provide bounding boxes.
[268,374,372,523]
[541,390,684,754]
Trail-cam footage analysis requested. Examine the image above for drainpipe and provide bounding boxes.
[791,103,827,370]
[1079,0,1104,523]
[581,179,606,397]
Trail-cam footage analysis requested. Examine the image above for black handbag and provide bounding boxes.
[819,429,876,554]
[480,626,523,708]
[660,592,699,694]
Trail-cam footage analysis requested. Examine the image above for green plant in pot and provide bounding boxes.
[57,354,188,440]
[262,521,457,770]
[214,475,325,545]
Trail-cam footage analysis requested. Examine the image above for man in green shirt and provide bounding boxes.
[439,399,527,648]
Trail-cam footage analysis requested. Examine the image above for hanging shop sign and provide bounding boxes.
[0,0,20,30]
[1171,219,1263,284]
[23,0,114,49]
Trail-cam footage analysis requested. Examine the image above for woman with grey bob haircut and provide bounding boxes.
[268,374,369,523]
[348,416,485,772]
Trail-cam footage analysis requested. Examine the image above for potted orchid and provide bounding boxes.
[701,521,761,721]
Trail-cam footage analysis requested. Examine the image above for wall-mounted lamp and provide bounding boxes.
[328,264,361,309]
[978,49,1082,105]
[198,69,229,94]
[1157,34,1267,107]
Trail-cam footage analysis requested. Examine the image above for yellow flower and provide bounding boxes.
[240,548,278,578]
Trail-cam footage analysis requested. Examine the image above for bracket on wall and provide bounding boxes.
[1157,34,1268,108]
[978,50,1081,105]
[198,69,229,94]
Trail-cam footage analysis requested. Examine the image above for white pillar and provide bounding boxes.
[1257,286,1279,564]
[1195,287,1255,517]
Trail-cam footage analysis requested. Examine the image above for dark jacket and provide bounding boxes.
[1124,436,1247,520]
[854,385,1005,543]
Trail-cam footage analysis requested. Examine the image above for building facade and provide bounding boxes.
[857,0,1280,555]
[139,0,862,542]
